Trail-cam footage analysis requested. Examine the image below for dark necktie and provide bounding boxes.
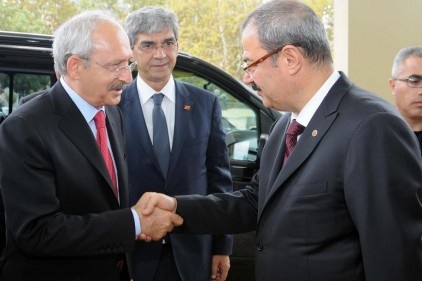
[283,119,305,164]
[152,93,170,178]
[94,111,118,198]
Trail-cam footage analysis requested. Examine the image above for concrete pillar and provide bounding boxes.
[334,0,422,103]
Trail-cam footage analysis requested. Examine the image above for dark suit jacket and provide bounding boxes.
[0,90,48,257]
[18,90,48,106]
[0,82,136,281]
[119,79,233,281]
[176,73,422,281]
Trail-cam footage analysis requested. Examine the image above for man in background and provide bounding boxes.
[390,46,422,153]
[120,6,233,281]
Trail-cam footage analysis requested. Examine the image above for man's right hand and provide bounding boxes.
[133,192,182,241]
[141,192,178,215]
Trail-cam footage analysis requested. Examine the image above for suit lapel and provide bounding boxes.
[51,83,119,205]
[262,72,352,208]
[124,82,161,174]
[167,81,193,180]
[105,106,127,206]
[265,114,290,194]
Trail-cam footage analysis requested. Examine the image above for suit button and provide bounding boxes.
[256,242,263,251]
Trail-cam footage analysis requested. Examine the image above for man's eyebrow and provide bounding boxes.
[404,74,422,79]
[105,59,131,66]
[140,38,176,43]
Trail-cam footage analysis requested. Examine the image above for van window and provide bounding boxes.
[0,72,53,115]
[0,73,9,115]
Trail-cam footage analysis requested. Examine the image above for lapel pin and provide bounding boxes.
[312,130,318,137]
[184,105,191,111]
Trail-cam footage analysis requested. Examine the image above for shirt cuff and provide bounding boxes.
[131,208,141,235]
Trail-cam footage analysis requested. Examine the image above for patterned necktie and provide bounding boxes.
[283,119,305,164]
[152,93,170,178]
[94,111,118,197]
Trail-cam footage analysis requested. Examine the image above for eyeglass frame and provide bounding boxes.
[135,40,179,53]
[242,43,300,74]
[81,57,137,78]
[393,75,422,88]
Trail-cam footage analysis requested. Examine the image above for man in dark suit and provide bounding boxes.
[140,1,422,281]
[120,6,233,281]
[0,10,182,281]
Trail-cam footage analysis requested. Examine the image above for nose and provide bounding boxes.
[118,67,133,83]
[243,72,253,85]
[153,46,167,58]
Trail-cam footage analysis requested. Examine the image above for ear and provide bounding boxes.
[66,55,84,80]
[281,45,302,75]
[388,78,396,95]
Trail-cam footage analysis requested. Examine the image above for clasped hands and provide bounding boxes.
[133,192,181,241]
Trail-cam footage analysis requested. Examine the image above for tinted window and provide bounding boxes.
[0,72,52,114]
[0,73,9,115]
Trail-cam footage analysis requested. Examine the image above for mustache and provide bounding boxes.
[108,81,129,91]
[251,82,261,91]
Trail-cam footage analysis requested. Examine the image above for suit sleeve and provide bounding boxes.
[176,182,258,234]
[344,112,422,280]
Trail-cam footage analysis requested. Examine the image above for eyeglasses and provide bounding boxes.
[394,75,422,88]
[136,40,178,53]
[82,58,137,78]
[242,44,293,74]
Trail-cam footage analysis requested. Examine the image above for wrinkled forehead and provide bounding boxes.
[394,57,422,80]
[135,29,176,43]
[241,26,264,57]
[91,22,131,58]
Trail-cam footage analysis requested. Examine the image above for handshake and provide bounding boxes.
[133,192,182,241]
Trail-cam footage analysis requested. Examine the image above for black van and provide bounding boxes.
[0,31,281,280]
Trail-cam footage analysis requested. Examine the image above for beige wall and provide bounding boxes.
[334,0,422,103]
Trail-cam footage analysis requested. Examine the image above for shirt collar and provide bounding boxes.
[60,77,104,123]
[136,75,176,104]
[294,71,340,126]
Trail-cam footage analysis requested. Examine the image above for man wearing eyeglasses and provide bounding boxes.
[119,6,233,281]
[0,10,182,281]
[389,46,422,154]
[139,1,422,281]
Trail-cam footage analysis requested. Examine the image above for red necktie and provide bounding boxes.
[283,119,305,164]
[94,111,118,198]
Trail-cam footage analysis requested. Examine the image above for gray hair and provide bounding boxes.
[123,6,179,48]
[391,46,422,78]
[242,0,332,66]
[52,10,120,76]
